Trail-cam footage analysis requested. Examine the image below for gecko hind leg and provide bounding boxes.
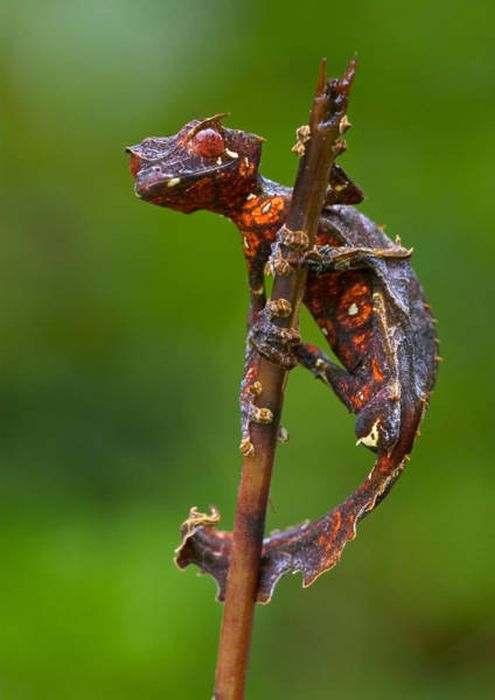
[239,349,276,456]
[295,343,362,414]
[250,310,366,417]
[297,342,401,451]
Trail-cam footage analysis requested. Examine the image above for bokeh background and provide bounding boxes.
[1,0,494,697]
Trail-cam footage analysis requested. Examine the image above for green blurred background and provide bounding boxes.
[1,0,494,697]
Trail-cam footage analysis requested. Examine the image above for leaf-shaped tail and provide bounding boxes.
[175,452,407,604]
[257,454,406,602]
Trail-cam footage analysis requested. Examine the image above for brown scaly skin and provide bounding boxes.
[127,107,438,603]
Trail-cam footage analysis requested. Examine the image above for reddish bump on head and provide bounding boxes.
[191,128,225,158]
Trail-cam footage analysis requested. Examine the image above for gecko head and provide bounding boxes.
[126,115,265,214]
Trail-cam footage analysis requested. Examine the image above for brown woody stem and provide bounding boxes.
[213,58,356,700]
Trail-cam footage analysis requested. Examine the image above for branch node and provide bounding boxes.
[239,437,255,457]
[252,406,274,424]
[332,138,347,155]
[266,298,292,318]
[247,381,263,397]
[339,114,352,134]
[291,124,311,157]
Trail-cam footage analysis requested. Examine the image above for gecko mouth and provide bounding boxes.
[134,159,237,200]
[134,164,184,198]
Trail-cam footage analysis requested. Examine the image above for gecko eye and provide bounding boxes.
[191,128,225,158]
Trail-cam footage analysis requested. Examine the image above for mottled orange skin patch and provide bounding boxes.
[314,231,341,248]
[324,510,342,554]
[238,196,286,229]
[349,383,372,411]
[233,195,285,266]
[371,357,384,383]
[239,157,256,178]
[241,229,270,261]
[352,329,372,355]
[336,281,373,329]
[305,269,375,374]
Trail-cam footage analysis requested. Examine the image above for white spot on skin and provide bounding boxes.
[225,149,239,159]
[356,419,380,448]
[243,237,250,249]
[216,157,223,165]
[167,177,181,188]
[322,327,329,336]
[244,157,250,167]
[348,302,359,316]
[246,193,256,201]
[315,358,329,383]
[262,201,272,214]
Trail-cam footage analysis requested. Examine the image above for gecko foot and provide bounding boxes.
[249,303,300,369]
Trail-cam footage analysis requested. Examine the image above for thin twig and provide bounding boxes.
[213,58,356,700]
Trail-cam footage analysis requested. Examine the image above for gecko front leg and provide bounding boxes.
[305,243,411,267]
[239,268,295,456]
[247,225,309,370]
[239,268,268,457]
[248,299,301,370]
[240,296,297,456]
